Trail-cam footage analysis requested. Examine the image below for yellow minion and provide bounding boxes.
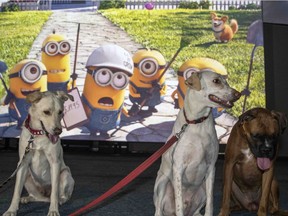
[172,57,228,109]
[41,32,72,92]
[129,48,167,114]
[3,59,47,126]
[82,44,133,134]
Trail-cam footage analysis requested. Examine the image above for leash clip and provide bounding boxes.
[26,135,34,152]
[176,123,188,139]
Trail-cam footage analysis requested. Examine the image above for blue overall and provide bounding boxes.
[82,96,122,133]
[129,81,164,107]
[47,81,69,92]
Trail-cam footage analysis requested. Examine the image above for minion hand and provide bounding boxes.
[71,73,78,80]
[151,80,162,92]
[3,89,15,105]
[128,102,141,116]
[241,88,251,96]
[174,98,179,109]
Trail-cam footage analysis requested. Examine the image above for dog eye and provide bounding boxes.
[43,110,51,116]
[58,110,63,115]
[252,134,261,139]
[213,79,221,84]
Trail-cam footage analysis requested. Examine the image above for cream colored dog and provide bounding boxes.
[3,91,74,216]
[154,71,241,216]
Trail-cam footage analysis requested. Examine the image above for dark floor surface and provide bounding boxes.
[0,140,288,216]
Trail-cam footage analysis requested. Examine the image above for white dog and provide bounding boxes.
[3,91,75,216]
[154,71,241,216]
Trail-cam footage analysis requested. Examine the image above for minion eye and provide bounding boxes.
[45,42,58,56]
[94,68,112,86]
[22,63,42,84]
[112,72,128,90]
[59,41,71,55]
[139,58,158,77]
[183,68,200,80]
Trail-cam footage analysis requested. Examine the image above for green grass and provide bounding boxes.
[100,9,263,116]
[0,11,51,97]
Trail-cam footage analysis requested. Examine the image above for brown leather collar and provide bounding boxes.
[183,108,210,124]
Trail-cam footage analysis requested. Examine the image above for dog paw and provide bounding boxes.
[20,196,35,204]
[47,211,60,216]
[2,211,17,216]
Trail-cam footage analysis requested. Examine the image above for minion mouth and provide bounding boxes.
[48,69,66,74]
[98,97,113,107]
[21,88,41,96]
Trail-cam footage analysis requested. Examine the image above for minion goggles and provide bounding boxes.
[134,58,166,77]
[42,40,72,56]
[9,62,47,84]
[177,68,221,80]
[87,68,129,90]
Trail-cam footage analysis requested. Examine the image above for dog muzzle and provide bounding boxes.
[248,137,277,171]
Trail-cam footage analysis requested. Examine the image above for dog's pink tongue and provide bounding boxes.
[48,134,59,144]
[257,157,271,171]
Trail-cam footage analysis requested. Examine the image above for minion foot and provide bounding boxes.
[148,106,158,113]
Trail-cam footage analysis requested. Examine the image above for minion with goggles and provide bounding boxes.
[41,33,72,92]
[172,57,237,124]
[129,48,167,114]
[3,59,47,127]
[82,44,133,134]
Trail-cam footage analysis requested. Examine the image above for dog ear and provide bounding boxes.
[239,110,255,125]
[26,91,43,104]
[185,73,201,91]
[272,111,288,135]
[221,16,228,23]
[56,91,74,102]
[211,12,217,19]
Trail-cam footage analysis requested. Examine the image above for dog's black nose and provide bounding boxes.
[54,127,62,135]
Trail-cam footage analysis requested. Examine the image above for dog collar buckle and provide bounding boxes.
[176,123,188,139]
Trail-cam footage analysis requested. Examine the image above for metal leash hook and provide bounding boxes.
[26,135,34,153]
[175,123,188,139]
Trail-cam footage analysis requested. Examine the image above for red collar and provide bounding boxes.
[24,115,45,136]
[183,108,210,124]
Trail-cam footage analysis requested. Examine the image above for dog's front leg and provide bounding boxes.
[204,166,215,216]
[258,165,275,216]
[3,154,31,216]
[218,161,235,216]
[173,165,184,216]
[45,149,61,216]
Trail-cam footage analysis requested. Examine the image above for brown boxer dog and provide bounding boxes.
[218,107,288,216]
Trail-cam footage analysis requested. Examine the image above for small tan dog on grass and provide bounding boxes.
[154,70,241,216]
[218,107,288,216]
[3,91,74,216]
[211,12,238,43]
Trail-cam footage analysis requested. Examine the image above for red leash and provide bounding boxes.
[69,135,178,216]
[69,110,209,216]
